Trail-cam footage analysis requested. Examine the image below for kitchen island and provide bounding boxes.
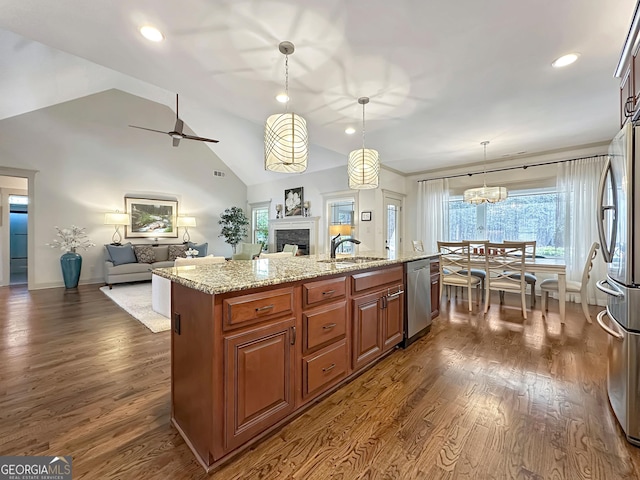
[154,252,438,471]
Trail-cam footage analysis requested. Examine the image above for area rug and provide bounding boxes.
[99,284,170,333]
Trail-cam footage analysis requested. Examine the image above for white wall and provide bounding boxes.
[0,89,247,289]
[247,159,408,254]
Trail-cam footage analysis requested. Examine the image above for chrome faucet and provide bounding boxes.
[330,234,361,258]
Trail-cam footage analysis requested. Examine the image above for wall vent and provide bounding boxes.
[213,170,226,178]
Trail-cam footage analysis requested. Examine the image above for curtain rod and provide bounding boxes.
[416,153,607,183]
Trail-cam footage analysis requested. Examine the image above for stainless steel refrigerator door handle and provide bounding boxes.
[596,279,624,298]
[596,308,624,340]
[596,156,617,263]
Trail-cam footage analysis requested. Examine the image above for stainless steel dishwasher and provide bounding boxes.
[402,258,432,348]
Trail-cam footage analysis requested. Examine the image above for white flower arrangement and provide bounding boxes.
[185,248,199,258]
[47,226,95,253]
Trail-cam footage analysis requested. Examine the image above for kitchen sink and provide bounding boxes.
[318,256,386,264]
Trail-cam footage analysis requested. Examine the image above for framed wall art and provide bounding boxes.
[125,197,178,238]
[361,211,372,221]
[284,187,304,217]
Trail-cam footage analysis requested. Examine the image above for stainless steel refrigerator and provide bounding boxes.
[596,121,640,447]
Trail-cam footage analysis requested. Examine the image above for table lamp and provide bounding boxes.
[104,211,130,245]
[177,216,197,243]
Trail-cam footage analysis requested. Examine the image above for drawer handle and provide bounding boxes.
[322,363,336,373]
[255,304,275,313]
[387,290,405,300]
[322,323,337,330]
[322,290,336,296]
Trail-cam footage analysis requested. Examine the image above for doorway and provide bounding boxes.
[384,192,404,256]
[9,195,28,285]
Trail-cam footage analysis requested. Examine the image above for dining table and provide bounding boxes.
[467,255,568,323]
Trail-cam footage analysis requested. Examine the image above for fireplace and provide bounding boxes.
[275,229,310,255]
[269,217,319,255]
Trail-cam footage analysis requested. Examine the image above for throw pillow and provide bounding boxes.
[134,245,156,264]
[105,243,137,266]
[168,244,188,261]
[188,242,208,257]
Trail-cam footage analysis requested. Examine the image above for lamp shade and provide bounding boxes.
[265,113,309,173]
[104,212,130,225]
[329,224,352,237]
[348,148,380,189]
[176,216,197,228]
[463,186,508,204]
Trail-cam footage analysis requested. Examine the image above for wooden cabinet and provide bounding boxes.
[352,290,383,370]
[430,260,440,319]
[351,266,404,371]
[299,276,349,404]
[223,317,296,451]
[170,261,415,472]
[382,287,404,351]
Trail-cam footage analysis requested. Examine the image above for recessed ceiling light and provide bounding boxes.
[275,93,289,103]
[139,25,164,42]
[345,127,356,135]
[552,53,579,68]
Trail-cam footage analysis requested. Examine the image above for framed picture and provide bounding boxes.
[361,211,372,221]
[125,197,178,238]
[284,187,304,217]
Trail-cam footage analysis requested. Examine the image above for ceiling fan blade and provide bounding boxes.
[174,118,184,135]
[181,134,219,143]
[129,125,170,135]
[173,137,181,147]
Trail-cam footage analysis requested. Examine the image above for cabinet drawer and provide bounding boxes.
[223,287,294,329]
[352,265,403,294]
[303,340,348,398]
[303,276,346,308]
[430,260,440,274]
[304,301,347,352]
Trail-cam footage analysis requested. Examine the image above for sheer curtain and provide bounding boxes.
[417,179,449,252]
[557,156,607,305]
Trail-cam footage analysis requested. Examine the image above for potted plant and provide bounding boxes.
[218,207,249,253]
[47,225,95,288]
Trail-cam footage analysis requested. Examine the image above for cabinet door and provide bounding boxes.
[352,292,383,371]
[430,273,440,319]
[382,287,404,352]
[224,318,295,451]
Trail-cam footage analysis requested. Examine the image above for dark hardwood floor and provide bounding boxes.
[1,284,639,479]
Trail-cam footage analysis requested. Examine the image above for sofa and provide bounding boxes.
[103,242,207,288]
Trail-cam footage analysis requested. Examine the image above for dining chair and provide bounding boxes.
[437,241,482,312]
[540,242,599,323]
[502,240,537,307]
[412,240,425,252]
[459,240,488,291]
[282,244,298,256]
[175,256,226,266]
[484,242,528,319]
[260,252,292,259]
[231,243,263,260]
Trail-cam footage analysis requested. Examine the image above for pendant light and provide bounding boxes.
[463,141,508,204]
[264,41,309,173]
[348,97,380,189]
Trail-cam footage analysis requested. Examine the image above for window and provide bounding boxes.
[250,203,270,250]
[448,189,564,257]
[328,198,356,254]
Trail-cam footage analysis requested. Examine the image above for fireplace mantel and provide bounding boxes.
[269,216,320,255]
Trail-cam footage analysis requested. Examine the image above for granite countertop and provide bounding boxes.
[152,251,439,295]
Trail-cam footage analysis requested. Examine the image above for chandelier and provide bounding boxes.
[264,41,309,173]
[463,141,508,204]
[347,97,379,189]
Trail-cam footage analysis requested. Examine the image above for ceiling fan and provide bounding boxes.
[129,94,219,147]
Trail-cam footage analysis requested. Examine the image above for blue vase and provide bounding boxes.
[60,251,82,288]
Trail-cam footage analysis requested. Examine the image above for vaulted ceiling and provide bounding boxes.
[0,0,635,185]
